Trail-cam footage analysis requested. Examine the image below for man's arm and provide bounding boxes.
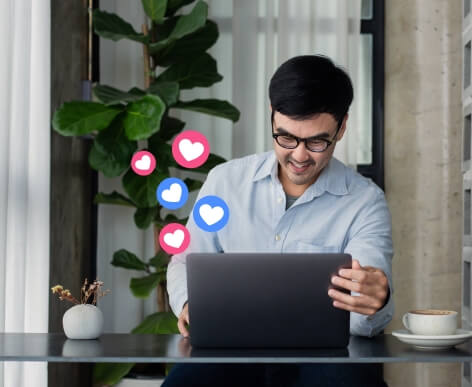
[166,167,223,319]
[341,188,394,337]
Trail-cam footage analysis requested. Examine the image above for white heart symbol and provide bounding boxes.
[162,183,182,203]
[135,155,151,170]
[178,139,204,161]
[163,229,184,248]
[199,204,224,226]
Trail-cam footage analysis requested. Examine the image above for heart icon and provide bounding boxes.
[131,151,156,176]
[178,139,204,161]
[161,183,182,203]
[163,229,184,248]
[199,204,224,226]
[135,155,151,170]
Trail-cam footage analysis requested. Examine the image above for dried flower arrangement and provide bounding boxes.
[51,278,110,305]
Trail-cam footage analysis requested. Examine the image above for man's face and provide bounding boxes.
[272,110,347,190]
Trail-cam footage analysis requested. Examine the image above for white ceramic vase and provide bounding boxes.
[62,304,104,339]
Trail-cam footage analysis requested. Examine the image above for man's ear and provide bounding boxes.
[335,114,349,142]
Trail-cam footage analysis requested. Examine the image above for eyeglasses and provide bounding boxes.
[271,112,342,153]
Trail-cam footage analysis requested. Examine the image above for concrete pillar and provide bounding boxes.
[384,0,463,386]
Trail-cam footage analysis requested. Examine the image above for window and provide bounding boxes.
[357,0,385,189]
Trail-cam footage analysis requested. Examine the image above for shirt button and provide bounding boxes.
[275,234,281,241]
[277,197,283,203]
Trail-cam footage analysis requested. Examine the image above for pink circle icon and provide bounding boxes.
[172,130,210,169]
[159,223,191,255]
[131,150,156,176]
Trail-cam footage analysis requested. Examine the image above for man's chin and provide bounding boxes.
[287,171,315,186]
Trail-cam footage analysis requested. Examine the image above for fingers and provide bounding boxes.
[331,274,383,294]
[178,304,190,338]
[332,300,378,316]
[330,261,389,316]
[351,259,362,270]
[178,315,190,337]
[338,267,386,284]
[328,288,384,314]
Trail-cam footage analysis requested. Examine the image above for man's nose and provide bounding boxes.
[291,141,311,162]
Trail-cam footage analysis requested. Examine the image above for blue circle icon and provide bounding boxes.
[156,178,189,210]
[193,195,230,232]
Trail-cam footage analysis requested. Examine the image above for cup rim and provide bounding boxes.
[408,309,457,316]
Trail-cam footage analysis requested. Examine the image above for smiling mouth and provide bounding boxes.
[288,161,312,173]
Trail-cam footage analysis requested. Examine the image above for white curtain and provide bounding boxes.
[98,0,361,332]
[0,0,51,387]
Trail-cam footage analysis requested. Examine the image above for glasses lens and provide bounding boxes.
[306,139,329,152]
[276,135,298,148]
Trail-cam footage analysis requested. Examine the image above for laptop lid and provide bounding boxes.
[186,253,352,349]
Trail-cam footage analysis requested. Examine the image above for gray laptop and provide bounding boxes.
[186,253,351,349]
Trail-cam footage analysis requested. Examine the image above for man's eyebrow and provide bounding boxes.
[274,127,331,139]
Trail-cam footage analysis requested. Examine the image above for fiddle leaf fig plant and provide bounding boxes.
[52,0,239,385]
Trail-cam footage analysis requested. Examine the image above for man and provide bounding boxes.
[164,55,393,387]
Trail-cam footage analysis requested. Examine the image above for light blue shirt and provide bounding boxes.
[167,150,394,337]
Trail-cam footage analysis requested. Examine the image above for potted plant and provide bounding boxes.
[52,0,239,385]
[51,279,110,340]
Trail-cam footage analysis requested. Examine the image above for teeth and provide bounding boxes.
[291,161,308,168]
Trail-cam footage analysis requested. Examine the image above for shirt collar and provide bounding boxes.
[308,157,349,197]
[252,151,349,196]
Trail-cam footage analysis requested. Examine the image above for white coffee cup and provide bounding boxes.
[402,309,457,335]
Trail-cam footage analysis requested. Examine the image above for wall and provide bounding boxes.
[384,0,463,386]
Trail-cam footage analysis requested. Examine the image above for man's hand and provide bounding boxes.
[178,302,190,338]
[327,259,389,316]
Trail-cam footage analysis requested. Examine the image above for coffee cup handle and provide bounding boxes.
[402,313,409,330]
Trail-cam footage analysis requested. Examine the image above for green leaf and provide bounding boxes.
[134,206,159,229]
[94,191,136,207]
[52,101,121,136]
[124,95,166,140]
[147,139,175,175]
[173,99,240,122]
[183,177,203,191]
[156,115,185,142]
[89,140,129,177]
[166,0,196,16]
[130,273,165,298]
[149,251,170,269]
[93,85,145,105]
[153,16,179,42]
[93,363,135,386]
[156,53,222,89]
[132,312,179,334]
[141,0,167,22]
[111,249,148,271]
[123,169,163,207]
[157,20,218,66]
[94,115,137,168]
[147,81,180,106]
[148,1,207,55]
[93,10,148,43]
[169,0,207,40]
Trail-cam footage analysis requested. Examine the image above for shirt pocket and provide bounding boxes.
[284,241,341,253]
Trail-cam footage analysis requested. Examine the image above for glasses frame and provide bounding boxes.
[270,111,342,153]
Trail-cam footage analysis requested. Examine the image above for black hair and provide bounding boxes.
[268,55,353,125]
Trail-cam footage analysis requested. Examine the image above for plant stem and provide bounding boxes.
[154,223,168,312]
[142,23,151,88]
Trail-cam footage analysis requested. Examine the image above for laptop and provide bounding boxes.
[186,253,352,349]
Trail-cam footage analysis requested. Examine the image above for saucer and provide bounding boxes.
[392,329,472,350]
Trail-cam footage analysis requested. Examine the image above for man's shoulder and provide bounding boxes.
[207,151,272,181]
[334,158,385,200]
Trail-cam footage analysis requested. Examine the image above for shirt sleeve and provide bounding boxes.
[343,188,394,338]
[166,167,223,318]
